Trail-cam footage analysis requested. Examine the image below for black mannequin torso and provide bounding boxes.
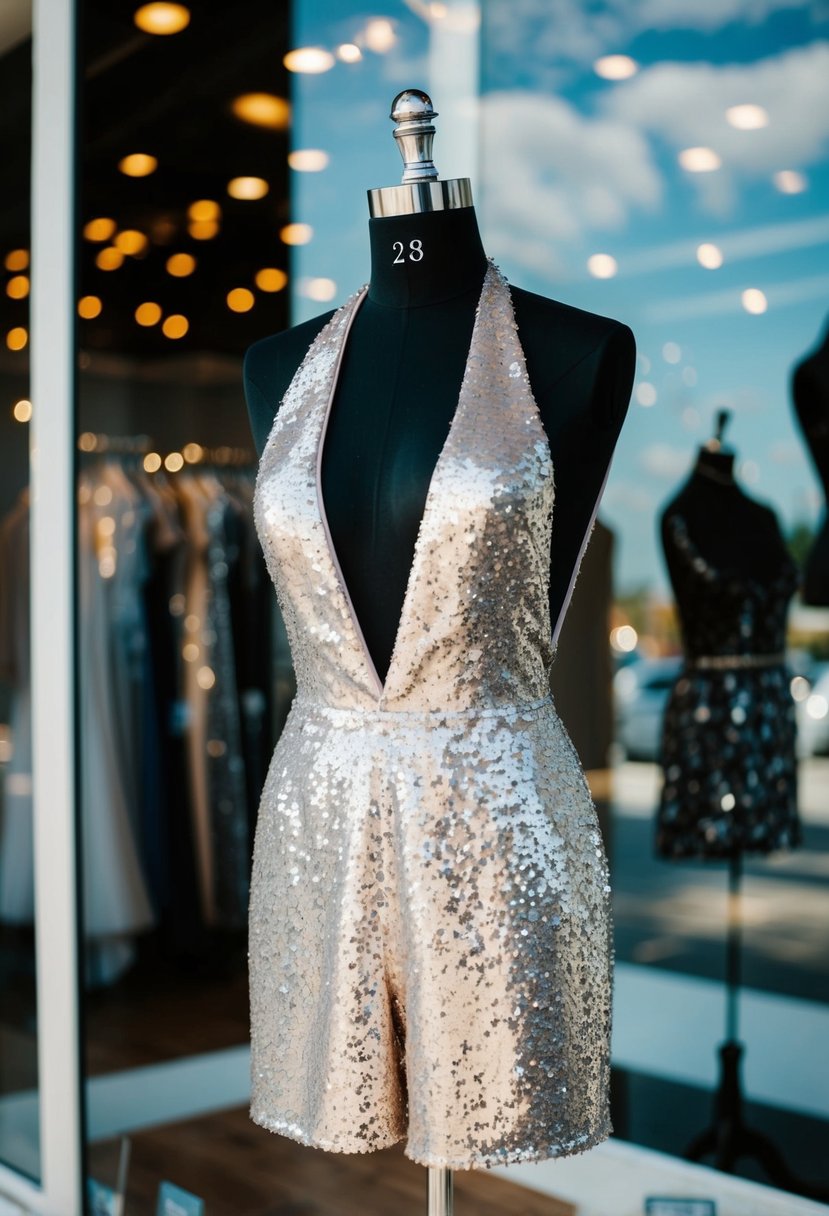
[244,206,635,681]
[792,321,829,605]
[662,448,793,591]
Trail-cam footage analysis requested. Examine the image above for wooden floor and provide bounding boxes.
[89,1106,575,1216]
[83,953,249,1075]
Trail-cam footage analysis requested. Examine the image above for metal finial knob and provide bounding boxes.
[367,90,472,216]
[714,409,732,447]
[390,89,439,184]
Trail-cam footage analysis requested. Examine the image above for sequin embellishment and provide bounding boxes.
[657,514,801,858]
[248,261,613,1169]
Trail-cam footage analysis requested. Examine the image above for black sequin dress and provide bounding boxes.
[656,514,801,859]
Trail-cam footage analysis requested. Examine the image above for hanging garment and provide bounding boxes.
[224,473,273,838]
[175,470,252,926]
[203,476,250,926]
[657,513,801,859]
[77,469,156,984]
[248,261,613,1169]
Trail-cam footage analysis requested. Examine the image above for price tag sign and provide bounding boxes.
[86,1179,118,1216]
[156,1181,204,1216]
[646,1200,716,1216]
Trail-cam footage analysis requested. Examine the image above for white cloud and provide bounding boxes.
[484,0,818,76]
[478,42,829,271]
[639,442,694,479]
[603,42,829,215]
[480,90,661,273]
[620,215,829,277]
[603,480,657,512]
[637,0,812,31]
[642,273,829,322]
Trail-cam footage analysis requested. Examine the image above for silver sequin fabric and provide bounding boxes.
[248,261,613,1170]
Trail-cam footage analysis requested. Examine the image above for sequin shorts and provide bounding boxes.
[248,693,613,1170]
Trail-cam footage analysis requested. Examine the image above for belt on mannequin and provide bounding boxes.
[686,652,786,671]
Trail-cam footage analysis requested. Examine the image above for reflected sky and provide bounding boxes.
[291,0,829,593]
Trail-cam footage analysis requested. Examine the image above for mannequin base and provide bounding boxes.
[685,1040,827,1201]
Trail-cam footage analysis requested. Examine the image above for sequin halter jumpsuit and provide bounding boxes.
[248,261,613,1170]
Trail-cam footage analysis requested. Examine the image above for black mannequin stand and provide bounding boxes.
[428,1167,452,1215]
[685,852,827,1201]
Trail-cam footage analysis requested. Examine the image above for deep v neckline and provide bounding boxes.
[314,262,495,702]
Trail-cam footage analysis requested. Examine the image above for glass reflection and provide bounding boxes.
[477,0,829,1196]
[55,0,829,1206]
[0,0,38,1182]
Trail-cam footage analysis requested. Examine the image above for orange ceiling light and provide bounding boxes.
[255,267,288,292]
[114,229,149,255]
[119,152,158,177]
[188,221,220,240]
[283,47,335,73]
[288,149,330,172]
[6,275,29,299]
[166,252,196,276]
[188,199,221,222]
[134,3,190,34]
[280,222,313,245]
[96,246,125,270]
[135,302,163,326]
[78,295,103,319]
[227,287,255,312]
[162,314,189,339]
[4,248,29,271]
[227,176,269,200]
[83,218,117,242]
[6,327,28,351]
[231,92,290,130]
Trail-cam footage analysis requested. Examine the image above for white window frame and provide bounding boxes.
[0,0,83,1211]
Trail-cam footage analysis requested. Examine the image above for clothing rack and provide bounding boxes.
[77,432,255,468]
[77,431,153,455]
[71,438,270,953]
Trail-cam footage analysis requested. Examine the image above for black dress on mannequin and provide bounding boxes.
[243,206,635,674]
[792,320,829,606]
[656,446,801,859]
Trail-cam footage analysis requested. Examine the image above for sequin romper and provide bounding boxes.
[248,261,613,1170]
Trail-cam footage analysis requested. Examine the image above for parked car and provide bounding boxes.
[613,656,683,762]
[796,662,829,758]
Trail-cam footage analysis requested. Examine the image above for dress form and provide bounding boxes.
[662,414,793,590]
[658,419,799,861]
[657,417,802,1188]
[243,92,634,1214]
[244,93,635,686]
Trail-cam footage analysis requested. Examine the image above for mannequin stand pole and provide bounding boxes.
[428,1167,453,1215]
[685,852,827,1200]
